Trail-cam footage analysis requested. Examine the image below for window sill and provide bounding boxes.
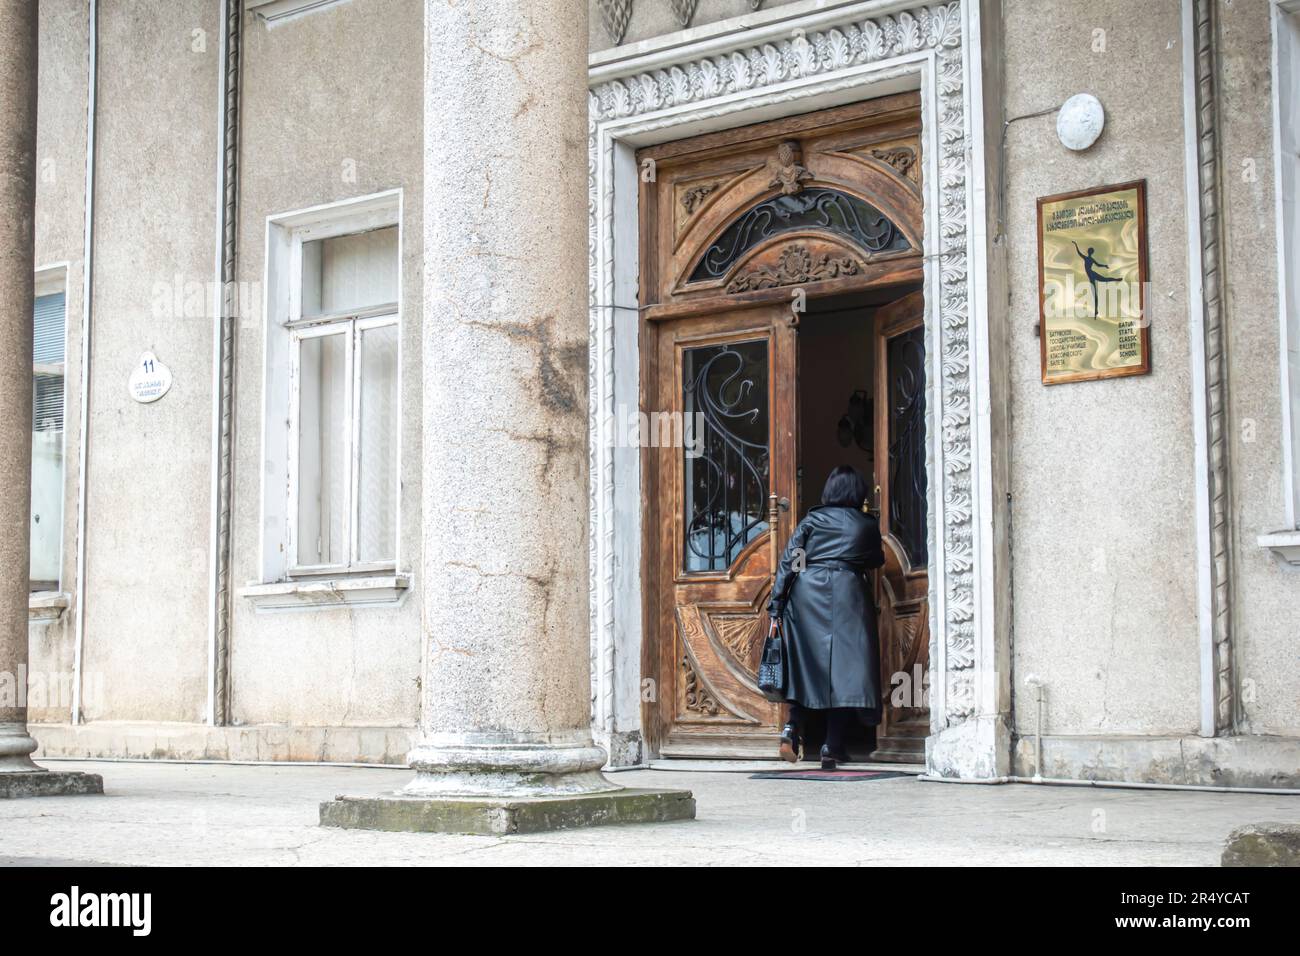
[1258,530,1300,567]
[248,0,348,26]
[29,591,70,622]
[238,574,410,612]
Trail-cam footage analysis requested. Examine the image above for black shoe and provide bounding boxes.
[820,744,849,771]
[779,723,801,763]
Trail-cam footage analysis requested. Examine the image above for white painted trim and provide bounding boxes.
[1258,529,1300,565]
[247,0,350,27]
[206,0,229,727]
[260,189,403,586]
[1181,0,1216,739]
[33,261,69,297]
[238,573,410,612]
[32,263,70,599]
[963,0,998,724]
[1271,0,1300,530]
[591,0,928,77]
[588,0,992,774]
[71,0,97,726]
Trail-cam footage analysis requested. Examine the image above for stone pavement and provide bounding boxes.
[1,760,1296,866]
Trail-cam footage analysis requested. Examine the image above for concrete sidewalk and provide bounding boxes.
[1,761,1295,866]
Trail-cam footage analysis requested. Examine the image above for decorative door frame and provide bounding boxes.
[588,0,1010,778]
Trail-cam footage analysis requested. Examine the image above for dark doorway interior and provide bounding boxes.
[793,286,922,761]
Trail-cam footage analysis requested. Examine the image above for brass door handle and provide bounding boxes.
[768,495,793,576]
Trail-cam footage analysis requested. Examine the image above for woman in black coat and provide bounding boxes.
[768,465,885,769]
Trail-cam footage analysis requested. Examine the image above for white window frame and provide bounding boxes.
[1261,0,1300,563]
[247,0,351,28]
[32,262,70,599]
[287,312,398,577]
[255,190,403,587]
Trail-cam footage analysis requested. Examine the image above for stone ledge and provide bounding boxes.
[1222,824,1300,867]
[1011,733,1300,789]
[32,721,415,765]
[320,787,696,835]
[1258,530,1300,566]
[238,574,410,611]
[28,591,70,623]
[0,770,103,799]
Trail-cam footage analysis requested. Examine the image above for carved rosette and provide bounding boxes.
[589,2,978,733]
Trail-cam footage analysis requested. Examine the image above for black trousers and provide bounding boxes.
[788,703,855,753]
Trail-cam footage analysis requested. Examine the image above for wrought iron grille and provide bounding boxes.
[688,188,910,283]
[887,325,928,568]
[683,341,770,572]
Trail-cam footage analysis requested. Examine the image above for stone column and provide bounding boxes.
[319,0,691,834]
[0,0,99,797]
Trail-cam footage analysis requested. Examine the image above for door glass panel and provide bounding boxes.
[683,340,770,572]
[887,325,927,567]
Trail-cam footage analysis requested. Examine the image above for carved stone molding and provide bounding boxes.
[767,139,813,196]
[597,0,633,46]
[1190,0,1235,734]
[726,244,860,293]
[589,2,983,756]
[669,0,699,30]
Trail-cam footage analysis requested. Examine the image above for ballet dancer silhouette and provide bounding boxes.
[1072,240,1122,318]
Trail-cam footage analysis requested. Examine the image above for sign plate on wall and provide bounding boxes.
[129,351,172,404]
[1037,180,1150,385]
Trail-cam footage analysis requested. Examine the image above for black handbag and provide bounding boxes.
[757,618,787,703]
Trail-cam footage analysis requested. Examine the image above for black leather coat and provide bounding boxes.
[767,505,885,712]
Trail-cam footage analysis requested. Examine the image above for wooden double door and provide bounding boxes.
[639,96,933,760]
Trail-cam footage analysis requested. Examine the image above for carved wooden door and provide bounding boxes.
[871,290,931,760]
[650,305,797,757]
[638,95,927,758]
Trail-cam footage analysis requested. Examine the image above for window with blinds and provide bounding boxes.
[31,290,66,590]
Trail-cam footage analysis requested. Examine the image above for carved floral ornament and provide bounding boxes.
[598,1,767,46]
[871,145,917,177]
[589,2,980,732]
[680,181,719,213]
[726,244,860,293]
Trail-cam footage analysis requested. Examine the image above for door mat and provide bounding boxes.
[748,769,915,782]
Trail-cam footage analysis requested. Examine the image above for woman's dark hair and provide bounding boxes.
[820,464,869,509]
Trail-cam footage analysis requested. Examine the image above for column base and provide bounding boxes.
[320,787,695,835]
[0,770,103,799]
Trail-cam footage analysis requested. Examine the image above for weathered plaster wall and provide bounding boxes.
[28,0,88,723]
[229,0,423,728]
[1217,0,1298,737]
[78,0,219,722]
[1004,0,1201,737]
[588,0,806,53]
